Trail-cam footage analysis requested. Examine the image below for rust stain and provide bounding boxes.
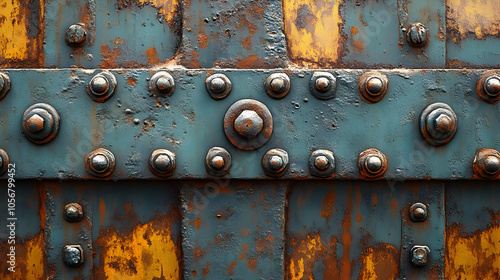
[201,262,211,277]
[93,209,181,279]
[340,185,354,280]
[446,210,500,279]
[146,47,161,64]
[235,54,266,68]
[247,258,258,271]
[357,243,399,280]
[353,40,364,52]
[283,0,344,67]
[0,232,46,279]
[0,0,45,67]
[188,50,202,68]
[127,77,138,86]
[447,0,500,41]
[320,191,336,220]
[351,26,359,36]
[99,45,120,68]
[193,217,201,230]
[227,260,237,275]
[198,33,209,49]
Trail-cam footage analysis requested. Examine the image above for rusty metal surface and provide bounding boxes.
[181,180,286,279]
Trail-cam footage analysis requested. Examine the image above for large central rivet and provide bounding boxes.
[406,23,429,47]
[234,110,263,138]
[22,103,60,144]
[473,148,500,179]
[262,148,289,177]
[87,71,117,102]
[420,103,457,146]
[265,73,291,99]
[205,147,231,176]
[149,149,176,177]
[149,72,175,97]
[358,148,388,179]
[85,148,115,178]
[224,99,273,150]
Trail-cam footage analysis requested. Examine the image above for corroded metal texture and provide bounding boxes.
[181,181,286,279]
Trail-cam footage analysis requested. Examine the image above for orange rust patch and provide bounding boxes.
[123,203,133,212]
[340,186,354,280]
[0,0,45,67]
[247,258,258,271]
[93,210,181,279]
[202,262,211,277]
[146,47,161,64]
[353,40,364,52]
[198,33,209,49]
[358,243,399,280]
[235,54,266,68]
[193,217,201,230]
[447,0,500,41]
[445,211,500,279]
[188,50,202,68]
[242,244,249,254]
[127,77,138,86]
[227,260,237,275]
[0,232,46,279]
[99,44,120,68]
[351,26,359,36]
[266,234,275,242]
[320,191,336,220]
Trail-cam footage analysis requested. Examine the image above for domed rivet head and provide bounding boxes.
[411,245,430,267]
[359,72,389,103]
[63,245,84,267]
[65,23,87,46]
[310,72,336,100]
[85,148,115,178]
[406,23,429,47]
[224,99,273,150]
[206,74,232,100]
[262,148,289,177]
[420,103,457,146]
[476,73,500,103]
[358,148,388,179]
[149,71,175,97]
[0,72,11,101]
[87,71,117,102]
[64,203,84,222]
[234,110,263,138]
[265,73,291,99]
[206,147,231,176]
[473,148,500,179]
[309,150,336,178]
[149,149,176,177]
[22,103,60,144]
[0,149,10,176]
[409,202,428,222]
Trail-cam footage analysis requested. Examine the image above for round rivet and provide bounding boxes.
[310,72,336,100]
[149,149,176,177]
[420,103,457,146]
[224,99,273,150]
[87,71,117,102]
[476,72,500,103]
[262,148,289,177]
[63,245,84,267]
[473,148,500,179]
[406,23,429,47]
[149,71,175,97]
[205,147,231,176]
[0,149,10,176]
[358,148,388,179]
[265,73,290,99]
[65,23,87,46]
[411,245,430,267]
[21,103,60,144]
[0,72,11,101]
[85,148,115,178]
[206,74,232,100]
[309,149,336,178]
[64,203,84,222]
[234,110,264,138]
[359,72,389,103]
[409,202,428,222]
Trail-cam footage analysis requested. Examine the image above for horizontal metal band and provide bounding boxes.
[0,69,498,180]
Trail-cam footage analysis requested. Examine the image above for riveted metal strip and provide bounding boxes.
[0,69,498,180]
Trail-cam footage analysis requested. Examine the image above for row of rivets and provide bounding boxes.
[62,202,85,267]
[408,201,431,267]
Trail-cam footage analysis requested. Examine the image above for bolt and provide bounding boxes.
[26,114,45,133]
[410,203,427,222]
[63,245,84,267]
[153,154,172,171]
[365,155,382,173]
[484,155,500,175]
[90,76,109,96]
[269,155,284,171]
[234,110,264,138]
[90,154,109,173]
[210,155,225,170]
[0,75,4,92]
[149,149,176,177]
[484,76,500,97]
[64,203,83,222]
[434,114,453,133]
[210,77,226,93]
[411,245,430,267]
[270,77,286,93]
[314,156,330,170]
[65,24,87,46]
[365,77,384,96]
[315,77,330,92]
[156,77,172,92]
[407,23,428,47]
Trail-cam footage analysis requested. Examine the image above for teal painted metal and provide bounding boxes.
[0,69,498,180]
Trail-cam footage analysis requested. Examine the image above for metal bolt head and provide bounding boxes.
[420,103,458,146]
[358,148,388,179]
[0,149,10,176]
[473,148,500,179]
[309,150,336,177]
[262,148,289,177]
[210,155,225,170]
[0,72,10,101]
[87,72,117,102]
[63,245,84,267]
[206,74,232,100]
[270,78,286,93]
[153,154,172,171]
[484,155,500,174]
[26,114,45,133]
[0,74,4,91]
[265,73,291,99]
[210,77,226,93]
[269,155,284,171]
[205,147,231,176]
[314,156,329,170]
[90,76,109,96]
[149,72,175,97]
[410,203,428,222]
[156,77,172,92]
[484,76,500,97]
[411,245,430,267]
[365,77,384,96]
[359,72,389,103]
[64,203,84,222]
[65,23,87,46]
[85,148,115,177]
[234,110,264,138]
[365,155,383,174]
[434,114,453,133]
[406,23,428,47]
[314,77,331,92]
[149,149,176,177]
[90,154,109,173]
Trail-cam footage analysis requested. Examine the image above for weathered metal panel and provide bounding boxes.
[286,181,444,279]
[181,180,286,279]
